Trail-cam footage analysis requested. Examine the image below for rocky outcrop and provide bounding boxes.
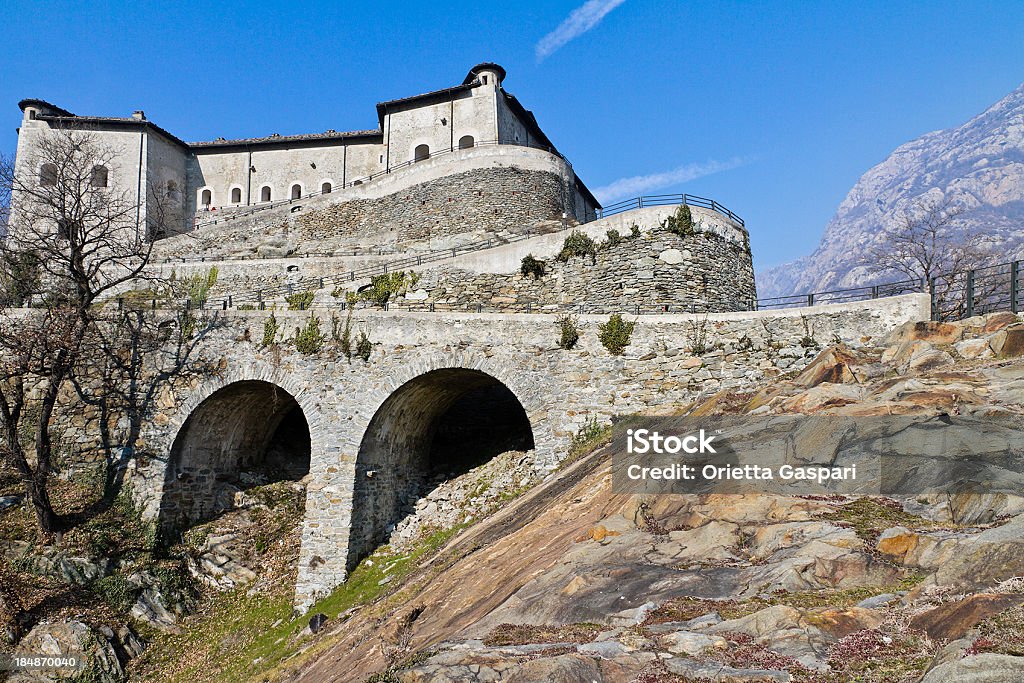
[9,621,142,683]
[759,82,1024,297]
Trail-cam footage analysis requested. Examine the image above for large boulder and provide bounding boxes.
[886,321,964,346]
[9,621,131,683]
[990,324,1024,359]
[793,345,861,387]
[876,526,964,569]
[933,514,1024,588]
[3,542,110,585]
[921,653,1024,682]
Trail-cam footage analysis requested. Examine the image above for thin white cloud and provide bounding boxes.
[593,158,751,204]
[535,0,626,62]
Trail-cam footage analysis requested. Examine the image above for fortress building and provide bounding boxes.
[14,63,600,239]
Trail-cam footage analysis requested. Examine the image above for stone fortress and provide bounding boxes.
[14,63,756,314]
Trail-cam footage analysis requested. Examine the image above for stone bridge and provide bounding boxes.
[128,294,929,610]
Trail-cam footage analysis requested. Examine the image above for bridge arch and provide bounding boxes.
[158,371,323,534]
[345,361,548,568]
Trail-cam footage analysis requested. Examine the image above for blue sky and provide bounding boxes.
[2,1,1023,269]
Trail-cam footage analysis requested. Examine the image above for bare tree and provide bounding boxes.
[0,130,210,536]
[864,195,989,289]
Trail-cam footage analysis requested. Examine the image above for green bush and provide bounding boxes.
[179,266,219,302]
[555,231,597,263]
[598,314,636,355]
[605,229,622,247]
[557,314,580,350]
[360,271,418,307]
[334,310,354,363]
[356,330,372,362]
[294,316,324,355]
[661,204,695,237]
[566,416,613,464]
[261,313,278,347]
[520,253,546,279]
[630,224,641,238]
[286,291,315,310]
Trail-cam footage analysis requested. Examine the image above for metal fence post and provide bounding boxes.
[1011,261,1020,314]
[929,278,938,320]
[965,270,975,318]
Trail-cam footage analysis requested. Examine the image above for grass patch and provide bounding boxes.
[133,525,468,683]
[645,577,926,626]
[560,417,612,469]
[825,629,936,682]
[482,622,602,646]
[970,603,1024,656]
[822,497,946,543]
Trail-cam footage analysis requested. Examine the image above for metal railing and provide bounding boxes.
[929,260,1022,321]
[754,278,923,310]
[597,193,745,227]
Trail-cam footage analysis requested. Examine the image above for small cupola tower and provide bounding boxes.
[464,63,506,89]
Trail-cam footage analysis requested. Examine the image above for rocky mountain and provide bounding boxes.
[759,82,1024,298]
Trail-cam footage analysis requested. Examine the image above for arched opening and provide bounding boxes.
[90,165,109,188]
[230,187,242,204]
[291,184,302,200]
[39,163,58,187]
[458,135,475,149]
[159,380,311,534]
[260,185,272,202]
[413,144,430,162]
[321,181,332,194]
[166,180,178,198]
[349,368,534,568]
[200,189,212,207]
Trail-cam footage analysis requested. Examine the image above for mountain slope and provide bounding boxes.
[760,82,1024,298]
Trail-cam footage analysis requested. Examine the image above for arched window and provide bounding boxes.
[90,165,109,188]
[260,186,272,202]
[414,144,430,162]
[458,135,475,150]
[291,184,302,200]
[39,163,58,187]
[230,187,242,204]
[201,189,212,207]
[321,182,332,194]
[166,180,178,198]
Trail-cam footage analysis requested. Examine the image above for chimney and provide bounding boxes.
[132,110,146,120]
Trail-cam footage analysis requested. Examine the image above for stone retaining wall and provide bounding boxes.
[151,147,581,261]
[404,222,755,312]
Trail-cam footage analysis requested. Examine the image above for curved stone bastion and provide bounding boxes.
[104,293,930,611]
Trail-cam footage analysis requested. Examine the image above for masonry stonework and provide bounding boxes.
[295,167,571,246]
[407,223,756,312]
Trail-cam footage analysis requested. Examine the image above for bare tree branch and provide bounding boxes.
[0,130,213,537]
